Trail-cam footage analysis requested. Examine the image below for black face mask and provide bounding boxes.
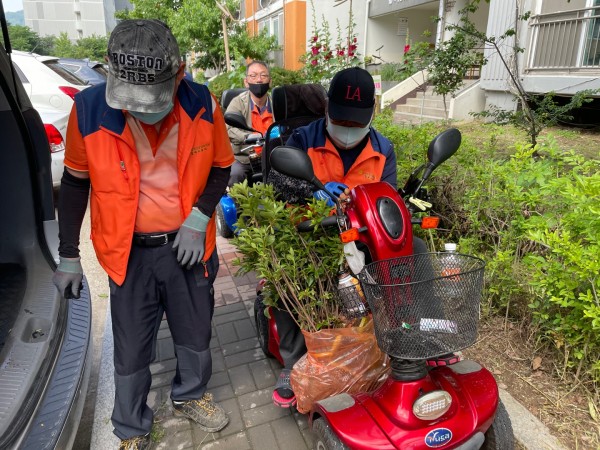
[248,82,270,98]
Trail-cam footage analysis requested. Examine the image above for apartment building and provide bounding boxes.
[23,0,131,39]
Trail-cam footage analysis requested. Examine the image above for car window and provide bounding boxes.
[11,61,29,84]
[93,65,108,77]
[61,63,81,74]
[44,60,88,86]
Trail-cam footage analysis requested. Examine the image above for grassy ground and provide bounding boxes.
[452,120,600,160]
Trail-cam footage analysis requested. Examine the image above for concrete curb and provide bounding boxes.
[500,389,567,450]
[90,305,120,449]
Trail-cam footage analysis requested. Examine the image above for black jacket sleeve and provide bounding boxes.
[57,169,90,258]
[195,166,231,217]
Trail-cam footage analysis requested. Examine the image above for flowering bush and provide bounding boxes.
[301,0,361,85]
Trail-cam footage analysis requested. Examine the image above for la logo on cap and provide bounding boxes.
[345,86,361,101]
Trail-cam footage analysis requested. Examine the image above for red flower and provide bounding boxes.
[311,59,318,66]
[404,44,411,54]
[324,52,332,60]
[353,37,357,43]
[349,44,357,51]
[348,52,355,57]
[312,47,319,55]
[312,35,318,42]
[337,50,344,56]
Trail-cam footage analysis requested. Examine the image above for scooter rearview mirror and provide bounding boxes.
[270,146,326,190]
[224,112,255,132]
[427,128,461,169]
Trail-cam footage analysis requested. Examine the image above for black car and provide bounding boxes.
[0,11,92,450]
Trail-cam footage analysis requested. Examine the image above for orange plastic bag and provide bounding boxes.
[290,317,390,414]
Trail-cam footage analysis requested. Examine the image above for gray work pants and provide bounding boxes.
[109,243,218,440]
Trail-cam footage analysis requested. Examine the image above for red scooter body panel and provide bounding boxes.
[267,307,283,365]
[312,362,498,449]
[346,182,414,261]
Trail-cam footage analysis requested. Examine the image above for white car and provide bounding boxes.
[37,107,68,189]
[11,50,89,113]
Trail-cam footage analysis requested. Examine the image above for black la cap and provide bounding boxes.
[327,67,375,126]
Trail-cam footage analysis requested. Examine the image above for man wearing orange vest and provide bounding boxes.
[269,67,399,408]
[224,60,273,186]
[52,20,234,450]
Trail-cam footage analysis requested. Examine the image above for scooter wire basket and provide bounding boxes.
[358,253,485,360]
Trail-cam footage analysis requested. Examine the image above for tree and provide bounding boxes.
[116,0,277,72]
[73,35,108,60]
[53,32,75,57]
[7,24,55,55]
[444,0,596,146]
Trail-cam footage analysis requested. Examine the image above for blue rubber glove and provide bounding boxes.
[52,256,84,299]
[313,182,348,207]
[325,181,348,197]
[173,208,210,269]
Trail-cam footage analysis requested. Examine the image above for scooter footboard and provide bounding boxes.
[311,360,498,450]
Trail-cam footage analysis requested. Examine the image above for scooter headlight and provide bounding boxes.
[413,391,452,420]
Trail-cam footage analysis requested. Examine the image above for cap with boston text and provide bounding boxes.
[106,19,181,113]
[327,67,375,126]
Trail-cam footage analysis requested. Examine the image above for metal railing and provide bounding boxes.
[526,6,600,71]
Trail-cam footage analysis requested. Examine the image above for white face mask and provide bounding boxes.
[326,116,371,149]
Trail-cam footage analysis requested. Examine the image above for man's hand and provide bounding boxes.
[53,256,84,299]
[313,181,349,206]
[173,208,210,269]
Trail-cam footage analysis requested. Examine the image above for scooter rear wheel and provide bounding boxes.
[254,295,273,358]
[216,203,233,238]
[482,400,514,450]
[313,417,349,450]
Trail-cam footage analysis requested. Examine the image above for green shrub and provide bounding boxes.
[230,182,346,332]
[374,62,407,82]
[372,113,600,383]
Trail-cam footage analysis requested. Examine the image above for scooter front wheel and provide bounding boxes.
[482,400,514,450]
[313,418,349,450]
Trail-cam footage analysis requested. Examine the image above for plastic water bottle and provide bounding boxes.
[421,243,462,333]
[440,243,461,303]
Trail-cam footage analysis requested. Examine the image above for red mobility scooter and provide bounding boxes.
[258,128,514,449]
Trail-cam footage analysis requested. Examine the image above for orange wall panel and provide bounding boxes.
[283,1,306,70]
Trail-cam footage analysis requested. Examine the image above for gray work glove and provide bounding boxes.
[52,256,84,299]
[173,208,210,269]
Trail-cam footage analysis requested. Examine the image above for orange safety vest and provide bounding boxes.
[308,139,386,189]
[73,81,234,285]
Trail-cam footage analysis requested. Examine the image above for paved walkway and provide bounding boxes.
[90,237,314,449]
[90,237,567,450]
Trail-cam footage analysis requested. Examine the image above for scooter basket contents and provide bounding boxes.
[337,279,370,320]
[290,317,389,414]
[359,253,485,360]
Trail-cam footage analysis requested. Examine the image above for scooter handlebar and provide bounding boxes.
[297,215,338,232]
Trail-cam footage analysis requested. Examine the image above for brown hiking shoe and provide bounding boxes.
[118,434,151,450]
[172,393,229,432]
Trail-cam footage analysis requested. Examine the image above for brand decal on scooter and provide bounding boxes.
[424,428,452,448]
